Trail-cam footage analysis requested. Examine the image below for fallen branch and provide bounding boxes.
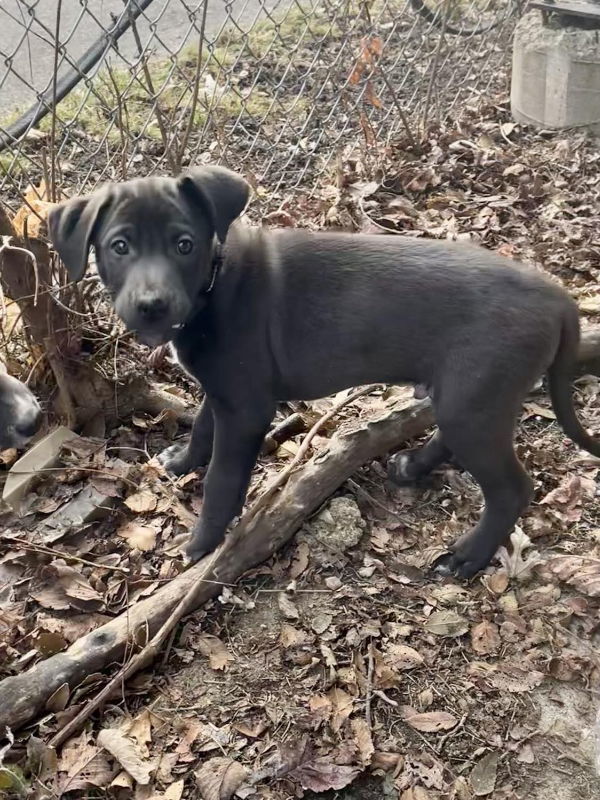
[49,386,375,748]
[0,396,434,734]
[578,326,600,378]
[4,324,600,736]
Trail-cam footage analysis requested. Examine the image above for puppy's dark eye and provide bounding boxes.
[111,238,129,256]
[177,236,194,255]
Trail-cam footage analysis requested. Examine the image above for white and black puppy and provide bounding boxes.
[0,365,42,450]
[48,166,600,578]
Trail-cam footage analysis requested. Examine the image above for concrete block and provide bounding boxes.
[511,11,600,132]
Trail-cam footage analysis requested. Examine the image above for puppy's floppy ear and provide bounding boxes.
[178,165,251,243]
[48,188,112,281]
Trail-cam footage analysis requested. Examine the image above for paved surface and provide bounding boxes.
[0,0,281,115]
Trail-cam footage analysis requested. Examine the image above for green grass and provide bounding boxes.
[28,3,335,146]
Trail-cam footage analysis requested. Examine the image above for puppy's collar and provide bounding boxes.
[203,242,223,295]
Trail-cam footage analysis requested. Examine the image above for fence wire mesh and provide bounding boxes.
[0,1,517,209]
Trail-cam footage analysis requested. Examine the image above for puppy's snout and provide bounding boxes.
[16,406,42,439]
[137,294,169,322]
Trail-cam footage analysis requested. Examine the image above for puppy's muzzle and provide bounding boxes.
[136,292,169,324]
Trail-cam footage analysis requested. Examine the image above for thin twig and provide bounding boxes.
[4,537,130,574]
[375,62,417,150]
[106,63,128,180]
[365,641,375,729]
[177,0,209,170]
[438,713,467,753]
[421,3,448,136]
[49,0,62,204]
[372,689,398,707]
[125,1,177,174]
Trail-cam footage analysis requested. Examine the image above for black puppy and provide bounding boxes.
[48,166,600,577]
[0,367,42,450]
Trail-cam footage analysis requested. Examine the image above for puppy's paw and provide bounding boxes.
[431,544,494,580]
[157,443,193,476]
[184,538,209,564]
[184,525,224,564]
[387,450,421,485]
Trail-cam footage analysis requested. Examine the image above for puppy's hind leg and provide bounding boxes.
[433,406,533,579]
[388,430,451,485]
[158,396,215,475]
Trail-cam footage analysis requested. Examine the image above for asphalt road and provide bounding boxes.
[0,0,281,114]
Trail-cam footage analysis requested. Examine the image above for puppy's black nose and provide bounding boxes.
[137,295,168,321]
[16,407,42,438]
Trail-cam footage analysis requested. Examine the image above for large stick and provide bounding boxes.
[0,397,433,734]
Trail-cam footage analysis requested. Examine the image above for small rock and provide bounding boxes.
[325,576,342,590]
[305,497,366,552]
[311,613,332,635]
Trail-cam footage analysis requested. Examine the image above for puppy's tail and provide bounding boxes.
[548,303,600,458]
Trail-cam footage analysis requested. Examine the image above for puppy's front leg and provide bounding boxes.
[185,402,275,562]
[159,396,215,476]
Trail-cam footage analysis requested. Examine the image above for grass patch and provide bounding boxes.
[30,3,339,146]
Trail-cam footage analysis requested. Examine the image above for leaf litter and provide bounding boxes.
[1,93,600,799]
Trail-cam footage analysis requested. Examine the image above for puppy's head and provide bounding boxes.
[48,166,251,346]
[0,370,42,450]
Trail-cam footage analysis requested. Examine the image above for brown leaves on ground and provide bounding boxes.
[401,707,458,733]
[195,757,248,800]
[4,97,600,800]
[97,727,154,785]
[544,555,600,597]
[271,737,360,792]
[196,634,233,671]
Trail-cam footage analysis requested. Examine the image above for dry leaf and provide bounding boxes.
[424,610,468,638]
[327,687,354,732]
[384,643,424,670]
[118,522,158,552]
[470,751,499,796]
[401,707,458,733]
[517,743,535,764]
[401,788,431,800]
[33,561,104,611]
[500,122,516,137]
[278,592,300,620]
[196,634,233,671]
[308,694,332,727]
[469,662,544,693]
[351,717,374,765]
[233,717,268,739]
[279,623,306,648]
[46,682,70,713]
[496,527,541,580]
[545,555,600,597]
[311,612,332,634]
[470,621,500,655]
[35,631,67,656]
[125,488,158,514]
[124,710,153,753]
[290,541,310,578]
[293,759,359,792]
[195,757,247,800]
[58,733,114,793]
[539,474,594,524]
[485,571,509,595]
[97,727,153,785]
[523,401,556,420]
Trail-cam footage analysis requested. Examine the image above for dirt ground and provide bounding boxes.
[1,95,600,798]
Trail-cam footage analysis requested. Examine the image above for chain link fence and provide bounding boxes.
[0,1,518,210]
